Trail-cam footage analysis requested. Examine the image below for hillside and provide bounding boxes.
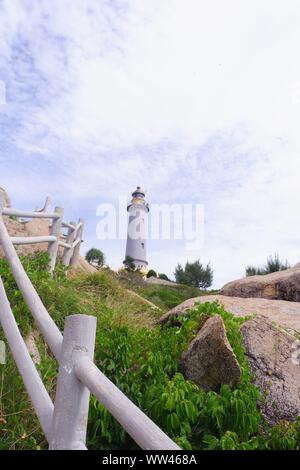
[1,252,300,450]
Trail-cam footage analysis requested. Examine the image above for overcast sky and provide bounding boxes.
[1,0,300,287]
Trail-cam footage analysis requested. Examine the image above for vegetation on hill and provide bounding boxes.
[0,253,299,450]
[85,248,105,268]
[146,269,157,278]
[246,254,290,277]
[175,260,213,289]
[123,256,136,272]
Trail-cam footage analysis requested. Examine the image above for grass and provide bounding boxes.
[0,253,299,450]
[116,269,218,312]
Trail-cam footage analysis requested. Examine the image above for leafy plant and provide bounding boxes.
[175,260,213,289]
[246,254,290,277]
[123,256,136,272]
[158,273,169,281]
[146,269,157,278]
[85,248,105,267]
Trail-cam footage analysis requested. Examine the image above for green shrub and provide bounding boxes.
[1,253,299,450]
[85,248,105,267]
[246,254,290,277]
[147,269,157,278]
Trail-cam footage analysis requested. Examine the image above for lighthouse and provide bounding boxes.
[125,186,149,269]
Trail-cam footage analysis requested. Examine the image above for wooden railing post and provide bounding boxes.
[62,221,76,266]
[0,277,54,440]
[49,314,96,450]
[70,218,84,267]
[47,206,63,273]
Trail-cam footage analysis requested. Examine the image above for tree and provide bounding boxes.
[175,260,213,289]
[123,255,136,272]
[245,254,290,277]
[174,263,186,284]
[147,269,157,278]
[245,266,264,277]
[85,248,105,268]
[158,273,169,281]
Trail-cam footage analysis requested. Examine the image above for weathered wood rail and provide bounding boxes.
[1,196,84,272]
[0,196,180,450]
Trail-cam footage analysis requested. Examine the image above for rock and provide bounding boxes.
[158,294,300,334]
[0,187,11,207]
[241,315,300,425]
[180,315,241,392]
[220,264,300,302]
[144,277,181,287]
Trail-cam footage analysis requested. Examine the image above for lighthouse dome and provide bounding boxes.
[132,186,145,198]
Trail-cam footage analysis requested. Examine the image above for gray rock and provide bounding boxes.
[221,264,300,302]
[157,294,300,334]
[241,315,300,425]
[0,187,11,207]
[180,315,241,392]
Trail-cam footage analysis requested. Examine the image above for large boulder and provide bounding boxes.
[158,294,300,334]
[241,315,300,425]
[0,187,11,207]
[180,315,241,392]
[220,264,300,302]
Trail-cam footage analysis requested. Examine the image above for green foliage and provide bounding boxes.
[137,284,200,311]
[146,269,157,278]
[158,273,169,281]
[123,256,136,272]
[85,248,105,267]
[1,253,299,450]
[87,301,264,450]
[246,254,290,277]
[175,260,213,289]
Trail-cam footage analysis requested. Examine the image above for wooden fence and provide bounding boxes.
[0,196,180,450]
[1,197,84,272]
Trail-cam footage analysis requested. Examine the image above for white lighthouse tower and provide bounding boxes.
[125,186,149,269]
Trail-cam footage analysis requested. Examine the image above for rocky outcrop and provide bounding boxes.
[241,315,300,425]
[158,294,300,334]
[0,216,51,258]
[180,315,241,392]
[220,265,300,302]
[144,277,180,287]
[0,187,11,207]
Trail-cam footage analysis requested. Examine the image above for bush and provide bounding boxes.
[88,301,263,450]
[147,269,157,278]
[246,254,290,277]
[175,260,213,289]
[123,256,135,272]
[85,248,105,267]
[158,273,169,281]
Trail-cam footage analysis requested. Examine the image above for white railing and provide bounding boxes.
[0,197,180,450]
[1,196,84,272]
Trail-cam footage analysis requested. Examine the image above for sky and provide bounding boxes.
[0,0,300,288]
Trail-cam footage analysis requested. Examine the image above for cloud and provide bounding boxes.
[1,0,300,287]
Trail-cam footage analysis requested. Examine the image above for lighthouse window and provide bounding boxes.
[141,242,144,249]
